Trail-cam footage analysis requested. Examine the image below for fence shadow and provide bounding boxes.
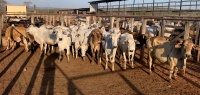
[2,51,34,95]
[25,55,44,95]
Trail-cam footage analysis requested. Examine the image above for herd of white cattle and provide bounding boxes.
[4,19,199,82]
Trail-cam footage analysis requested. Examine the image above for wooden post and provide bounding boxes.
[93,16,97,24]
[196,22,200,62]
[60,15,64,26]
[68,16,71,26]
[49,15,53,25]
[98,17,102,25]
[110,17,115,29]
[52,15,55,26]
[160,19,165,37]
[31,15,35,24]
[184,21,190,40]
[86,16,90,25]
[45,15,48,24]
[141,18,147,34]
[116,18,120,28]
[130,18,134,32]
[64,16,67,26]
[0,14,3,47]
[140,18,147,61]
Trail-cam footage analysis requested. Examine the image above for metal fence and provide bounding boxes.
[98,0,200,16]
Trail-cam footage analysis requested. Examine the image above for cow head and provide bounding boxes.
[175,39,195,58]
[53,26,71,42]
[109,31,121,49]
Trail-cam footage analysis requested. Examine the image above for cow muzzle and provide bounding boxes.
[113,46,118,49]
[185,54,192,58]
[59,38,63,41]
[129,50,134,52]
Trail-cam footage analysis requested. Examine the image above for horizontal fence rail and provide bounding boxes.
[98,0,200,16]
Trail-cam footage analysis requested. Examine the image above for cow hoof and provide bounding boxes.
[105,67,108,70]
[98,63,101,66]
[112,69,115,72]
[149,71,152,75]
[82,57,85,61]
[123,68,126,71]
[131,66,134,69]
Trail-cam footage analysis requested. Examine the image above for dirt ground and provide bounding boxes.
[0,46,200,95]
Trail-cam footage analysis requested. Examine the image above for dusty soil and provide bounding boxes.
[0,46,200,95]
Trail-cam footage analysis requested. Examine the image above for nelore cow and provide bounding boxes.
[53,25,72,62]
[118,32,139,70]
[146,36,199,82]
[5,25,30,52]
[102,27,121,71]
[26,24,57,56]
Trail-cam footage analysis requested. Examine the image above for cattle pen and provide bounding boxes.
[0,0,200,94]
[1,13,200,61]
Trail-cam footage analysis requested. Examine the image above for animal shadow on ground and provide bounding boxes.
[39,53,58,95]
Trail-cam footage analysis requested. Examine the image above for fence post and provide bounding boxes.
[140,18,147,61]
[31,15,34,24]
[45,15,48,24]
[116,18,120,28]
[160,19,165,37]
[52,15,55,26]
[141,18,147,35]
[0,14,3,47]
[184,21,190,40]
[86,16,90,25]
[110,17,115,29]
[60,15,64,26]
[130,18,134,32]
[195,22,200,62]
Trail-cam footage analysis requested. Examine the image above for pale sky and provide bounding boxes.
[6,0,173,8]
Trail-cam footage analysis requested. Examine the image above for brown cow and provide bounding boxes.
[5,25,30,52]
[146,36,198,82]
[89,28,103,65]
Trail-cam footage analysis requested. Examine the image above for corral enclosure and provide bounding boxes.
[0,0,200,94]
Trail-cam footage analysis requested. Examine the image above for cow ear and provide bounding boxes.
[62,31,68,35]
[67,34,71,37]
[175,43,182,48]
[135,40,140,44]
[123,40,127,44]
[193,45,200,50]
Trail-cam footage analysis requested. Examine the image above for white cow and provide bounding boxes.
[102,27,121,71]
[53,25,72,62]
[26,24,57,56]
[118,33,139,70]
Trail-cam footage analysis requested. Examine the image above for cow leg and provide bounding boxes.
[173,66,178,80]
[130,52,134,69]
[75,49,78,59]
[105,51,109,70]
[66,47,70,63]
[111,56,115,71]
[169,62,175,82]
[58,50,62,62]
[10,41,15,51]
[72,45,75,59]
[123,52,127,70]
[148,51,153,74]
[183,58,187,76]
[44,44,47,55]
[22,37,29,52]
[6,39,11,50]
[39,43,44,56]
[97,50,101,65]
